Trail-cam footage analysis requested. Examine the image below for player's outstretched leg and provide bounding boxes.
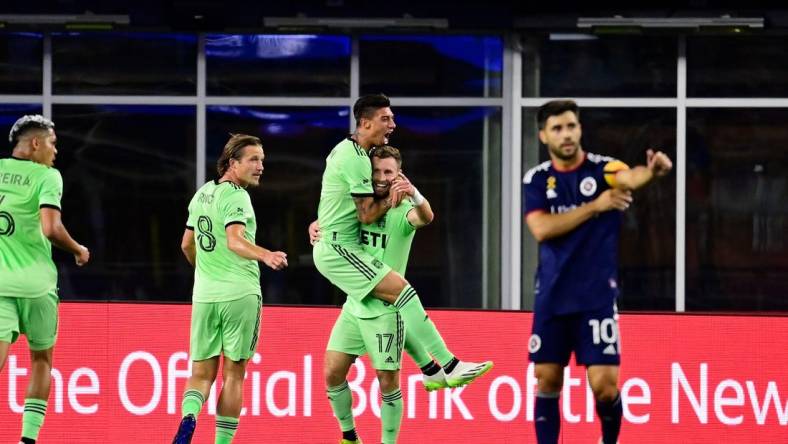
[392,283,493,388]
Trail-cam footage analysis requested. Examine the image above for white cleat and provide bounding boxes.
[422,368,449,391]
[444,360,494,388]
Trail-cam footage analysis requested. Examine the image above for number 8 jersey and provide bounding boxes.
[0,157,62,299]
[186,180,260,303]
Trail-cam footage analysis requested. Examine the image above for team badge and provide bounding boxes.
[528,334,542,353]
[546,176,557,199]
[372,259,384,269]
[579,177,597,196]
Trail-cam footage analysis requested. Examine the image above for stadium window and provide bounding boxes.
[206,34,351,96]
[522,35,677,98]
[686,108,788,311]
[51,104,196,301]
[52,32,197,95]
[360,35,503,98]
[0,32,43,94]
[688,36,788,97]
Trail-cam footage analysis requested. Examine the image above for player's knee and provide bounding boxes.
[537,377,563,393]
[591,383,618,402]
[323,362,347,387]
[376,370,399,393]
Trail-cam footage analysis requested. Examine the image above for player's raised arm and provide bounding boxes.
[393,173,434,228]
[609,149,673,191]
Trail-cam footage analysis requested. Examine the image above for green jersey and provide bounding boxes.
[186,180,260,303]
[0,158,62,299]
[317,138,374,245]
[344,200,417,318]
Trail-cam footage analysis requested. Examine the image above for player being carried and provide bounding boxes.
[523,100,672,444]
[311,145,465,444]
[312,94,493,444]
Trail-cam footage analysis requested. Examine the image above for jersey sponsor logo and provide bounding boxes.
[546,176,558,199]
[550,204,578,214]
[579,177,597,196]
[360,229,388,248]
[528,334,541,353]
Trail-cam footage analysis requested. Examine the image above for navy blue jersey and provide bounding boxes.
[523,152,629,315]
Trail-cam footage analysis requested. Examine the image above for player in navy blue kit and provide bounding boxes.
[523,100,672,444]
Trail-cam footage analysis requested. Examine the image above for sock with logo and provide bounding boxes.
[21,398,47,442]
[181,389,206,418]
[380,389,403,444]
[534,392,560,444]
[596,392,622,444]
[327,381,356,438]
[394,285,455,367]
[215,415,239,444]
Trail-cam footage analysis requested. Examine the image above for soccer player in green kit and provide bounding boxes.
[312,94,492,444]
[312,146,451,444]
[171,134,288,444]
[0,115,90,444]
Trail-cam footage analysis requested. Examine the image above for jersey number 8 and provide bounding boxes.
[197,215,216,252]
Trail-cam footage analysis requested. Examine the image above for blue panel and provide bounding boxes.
[206,34,350,60]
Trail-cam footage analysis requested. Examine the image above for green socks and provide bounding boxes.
[403,329,434,368]
[381,389,403,444]
[215,415,239,444]
[181,389,206,418]
[22,398,47,441]
[327,381,356,432]
[394,285,455,366]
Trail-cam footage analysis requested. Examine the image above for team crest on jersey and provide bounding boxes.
[546,176,557,199]
[372,259,384,269]
[579,177,597,196]
[528,334,542,353]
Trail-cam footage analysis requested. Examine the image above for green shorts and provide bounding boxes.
[0,292,59,351]
[326,308,404,371]
[313,240,391,301]
[190,294,262,362]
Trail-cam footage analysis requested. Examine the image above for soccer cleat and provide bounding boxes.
[172,414,197,444]
[422,368,450,391]
[444,360,494,388]
[598,440,619,444]
[340,439,362,444]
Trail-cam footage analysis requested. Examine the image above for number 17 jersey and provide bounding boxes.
[186,180,260,303]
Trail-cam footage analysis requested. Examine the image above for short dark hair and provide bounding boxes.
[216,133,262,177]
[537,100,579,130]
[353,93,390,127]
[369,145,402,167]
[9,115,55,146]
